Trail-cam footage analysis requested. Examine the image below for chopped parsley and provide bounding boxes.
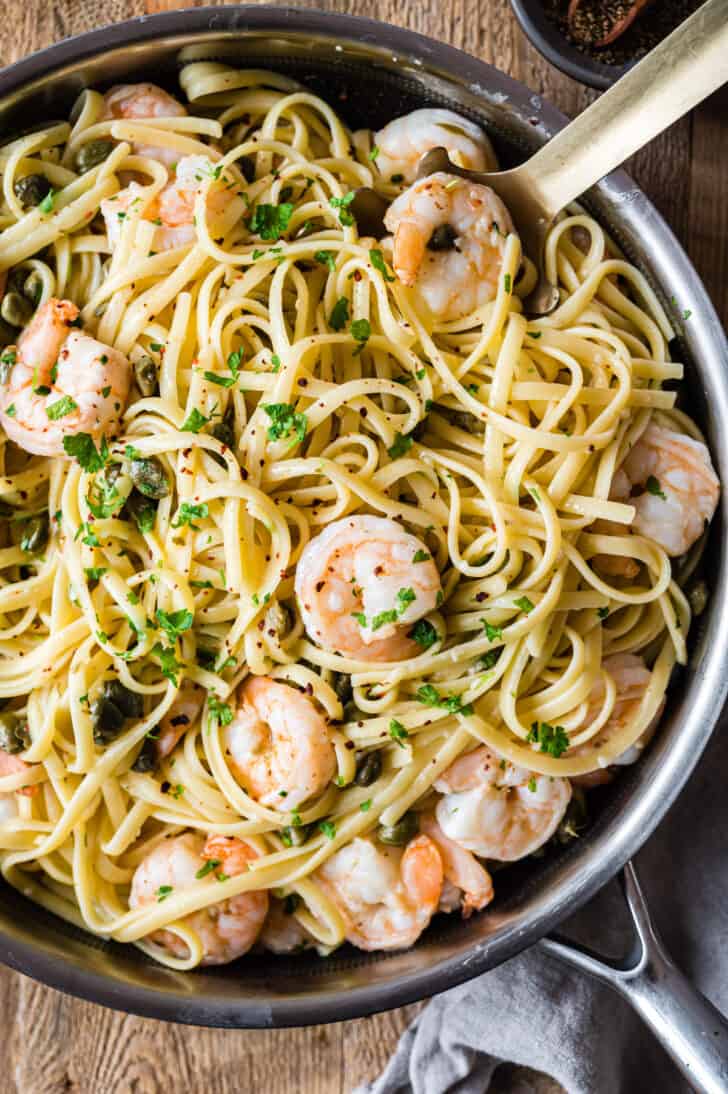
[155,885,173,902]
[196,858,221,879]
[396,587,416,612]
[169,784,185,800]
[4,404,15,418]
[63,433,109,472]
[248,201,294,241]
[597,606,610,620]
[351,318,371,354]
[370,608,398,631]
[318,820,337,840]
[262,402,307,446]
[360,799,372,812]
[527,721,570,758]
[208,693,233,728]
[389,719,409,747]
[39,189,56,214]
[514,595,534,614]
[503,273,512,293]
[369,145,380,161]
[315,250,336,272]
[482,620,503,642]
[477,648,501,672]
[172,501,209,530]
[329,297,350,331]
[413,549,430,563]
[46,395,78,420]
[646,475,666,500]
[416,685,474,716]
[329,192,356,227]
[181,406,213,433]
[155,608,193,642]
[408,619,438,650]
[387,431,413,459]
[84,566,107,582]
[527,776,537,792]
[370,248,395,282]
[85,472,123,520]
[150,642,182,686]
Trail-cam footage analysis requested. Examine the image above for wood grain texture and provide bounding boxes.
[0,1,725,1091]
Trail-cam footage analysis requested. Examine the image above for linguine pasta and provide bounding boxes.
[0,63,716,968]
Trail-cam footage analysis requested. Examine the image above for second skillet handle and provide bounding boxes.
[524,0,728,216]
[539,864,728,1094]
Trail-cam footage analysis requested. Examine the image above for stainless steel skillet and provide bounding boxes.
[0,7,727,1086]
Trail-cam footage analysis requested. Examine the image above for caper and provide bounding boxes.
[124,490,158,534]
[688,579,709,618]
[427,223,457,251]
[20,514,49,554]
[91,696,125,743]
[102,679,144,719]
[132,736,158,772]
[0,292,33,329]
[0,712,29,754]
[212,411,235,451]
[354,749,382,788]
[75,139,115,174]
[0,322,16,354]
[129,456,169,499]
[265,599,292,640]
[13,173,51,209]
[349,187,389,239]
[134,355,159,397]
[332,672,352,706]
[279,824,311,847]
[23,271,43,306]
[238,155,256,183]
[377,811,419,846]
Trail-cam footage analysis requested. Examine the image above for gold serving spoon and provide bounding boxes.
[417,0,728,314]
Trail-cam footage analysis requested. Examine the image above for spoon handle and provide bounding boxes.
[523,0,728,216]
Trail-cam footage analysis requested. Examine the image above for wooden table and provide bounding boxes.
[0,2,726,1091]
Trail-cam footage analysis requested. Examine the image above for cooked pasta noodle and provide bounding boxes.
[0,64,718,967]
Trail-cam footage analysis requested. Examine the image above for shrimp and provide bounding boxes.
[317,834,443,951]
[420,814,493,917]
[571,653,663,787]
[383,172,513,321]
[0,298,130,458]
[0,749,37,798]
[619,422,719,557]
[435,746,571,861]
[156,682,205,760]
[373,108,497,186]
[103,83,187,167]
[260,898,315,954]
[295,515,442,662]
[129,832,268,966]
[223,676,337,810]
[101,155,233,252]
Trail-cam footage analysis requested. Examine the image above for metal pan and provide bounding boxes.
[0,6,726,1076]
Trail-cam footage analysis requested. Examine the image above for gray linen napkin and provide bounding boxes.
[356,713,728,1094]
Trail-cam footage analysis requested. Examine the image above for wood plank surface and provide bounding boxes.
[0,2,726,1092]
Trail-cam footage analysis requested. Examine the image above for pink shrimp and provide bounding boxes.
[103,83,187,167]
[317,834,443,951]
[295,515,442,663]
[420,814,493,917]
[129,832,268,966]
[0,298,130,457]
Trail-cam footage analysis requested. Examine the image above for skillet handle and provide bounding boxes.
[539,863,728,1094]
